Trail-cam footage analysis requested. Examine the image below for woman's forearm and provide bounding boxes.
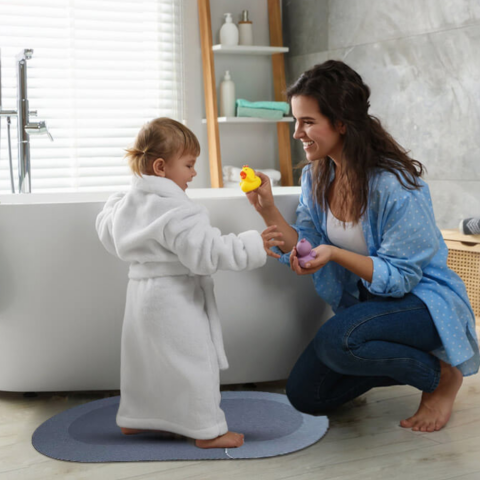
[330,246,373,283]
[260,206,298,253]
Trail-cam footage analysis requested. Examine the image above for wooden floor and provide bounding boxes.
[1,373,480,480]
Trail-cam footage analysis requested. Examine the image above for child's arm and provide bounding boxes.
[95,192,126,256]
[157,203,267,275]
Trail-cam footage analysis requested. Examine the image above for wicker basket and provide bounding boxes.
[442,229,480,321]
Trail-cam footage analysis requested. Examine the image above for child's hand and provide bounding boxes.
[290,245,333,275]
[261,225,284,258]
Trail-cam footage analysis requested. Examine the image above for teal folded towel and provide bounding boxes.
[236,99,290,115]
[237,106,284,120]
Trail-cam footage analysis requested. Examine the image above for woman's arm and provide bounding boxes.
[330,247,373,283]
[260,207,299,252]
[246,172,298,253]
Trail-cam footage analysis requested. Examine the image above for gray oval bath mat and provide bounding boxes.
[32,391,329,462]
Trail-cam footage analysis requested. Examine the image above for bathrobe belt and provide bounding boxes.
[128,262,229,371]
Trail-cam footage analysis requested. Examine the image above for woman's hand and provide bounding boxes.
[289,244,334,275]
[248,172,299,253]
[246,171,275,215]
[261,225,284,259]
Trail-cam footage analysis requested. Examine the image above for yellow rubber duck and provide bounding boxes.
[239,165,261,193]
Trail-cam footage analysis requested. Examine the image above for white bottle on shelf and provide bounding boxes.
[219,13,239,46]
[238,10,253,46]
[219,70,235,117]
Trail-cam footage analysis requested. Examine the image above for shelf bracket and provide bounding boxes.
[198,0,223,188]
[268,0,294,186]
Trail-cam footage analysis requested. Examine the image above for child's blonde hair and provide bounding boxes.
[125,117,200,176]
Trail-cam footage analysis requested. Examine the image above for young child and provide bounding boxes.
[96,117,267,449]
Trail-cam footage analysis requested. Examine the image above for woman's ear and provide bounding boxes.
[152,158,166,177]
[336,121,346,135]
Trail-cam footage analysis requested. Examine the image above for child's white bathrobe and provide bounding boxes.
[96,175,266,439]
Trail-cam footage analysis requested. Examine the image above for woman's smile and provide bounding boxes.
[302,140,315,150]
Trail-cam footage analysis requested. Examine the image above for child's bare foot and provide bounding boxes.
[120,427,175,437]
[195,431,244,449]
[400,360,463,432]
[120,427,147,435]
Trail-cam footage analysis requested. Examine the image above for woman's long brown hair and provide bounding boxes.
[287,60,425,224]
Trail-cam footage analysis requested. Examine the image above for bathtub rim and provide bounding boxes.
[0,186,301,205]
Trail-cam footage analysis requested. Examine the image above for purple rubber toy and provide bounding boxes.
[296,238,317,268]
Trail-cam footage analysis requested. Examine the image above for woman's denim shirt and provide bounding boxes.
[273,164,479,376]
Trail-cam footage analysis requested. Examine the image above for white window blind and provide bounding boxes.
[0,0,184,194]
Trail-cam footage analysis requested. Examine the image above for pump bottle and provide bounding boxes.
[219,13,239,46]
[220,70,235,117]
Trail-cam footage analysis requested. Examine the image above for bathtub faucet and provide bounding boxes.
[0,49,53,193]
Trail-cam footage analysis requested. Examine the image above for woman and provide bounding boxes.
[248,60,478,432]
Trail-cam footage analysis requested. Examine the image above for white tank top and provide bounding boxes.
[326,206,369,256]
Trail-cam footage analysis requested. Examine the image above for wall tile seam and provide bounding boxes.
[287,20,480,60]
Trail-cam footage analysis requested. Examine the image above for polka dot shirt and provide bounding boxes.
[273,165,479,376]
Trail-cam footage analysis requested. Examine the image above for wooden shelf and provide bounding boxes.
[202,116,294,124]
[212,45,289,55]
[198,0,293,188]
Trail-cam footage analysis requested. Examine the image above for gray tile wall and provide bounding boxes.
[282,0,480,229]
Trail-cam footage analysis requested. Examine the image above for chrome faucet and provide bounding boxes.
[0,49,53,193]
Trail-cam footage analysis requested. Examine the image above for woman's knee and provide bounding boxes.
[314,319,351,370]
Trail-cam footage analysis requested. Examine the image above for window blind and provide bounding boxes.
[0,0,184,194]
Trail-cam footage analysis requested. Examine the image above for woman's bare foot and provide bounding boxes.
[195,431,244,449]
[400,360,463,432]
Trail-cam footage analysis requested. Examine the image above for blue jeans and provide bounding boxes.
[286,284,443,414]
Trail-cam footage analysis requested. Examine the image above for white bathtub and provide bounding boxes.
[0,187,331,392]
